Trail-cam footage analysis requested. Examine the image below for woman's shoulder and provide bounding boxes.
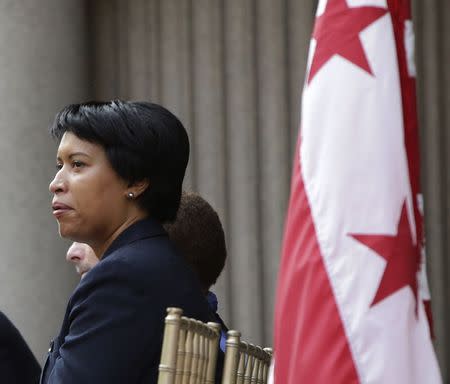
[80,236,181,284]
[108,235,180,267]
[69,236,200,311]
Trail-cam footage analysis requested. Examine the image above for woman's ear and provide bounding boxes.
[127,179,150,199]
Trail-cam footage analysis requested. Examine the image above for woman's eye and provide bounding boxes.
[72,161,85,168]
[56,163,63,170]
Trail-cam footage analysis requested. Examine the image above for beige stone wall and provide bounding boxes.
[413,0,450,378]
[0,0,89,363]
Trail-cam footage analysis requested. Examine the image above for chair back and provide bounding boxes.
[221,330,272,384]
[158,307,221,384]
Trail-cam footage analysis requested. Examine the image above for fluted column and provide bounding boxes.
[223,0,261,341]
[0,0,89,360]
[413,0,450,378]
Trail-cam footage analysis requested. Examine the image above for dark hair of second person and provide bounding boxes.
[163,191,227,292]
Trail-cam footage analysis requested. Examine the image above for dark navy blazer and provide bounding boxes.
[0,311,41,384]
[40,218,220,383]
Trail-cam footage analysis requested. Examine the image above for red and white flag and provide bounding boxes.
[272,0,442,383]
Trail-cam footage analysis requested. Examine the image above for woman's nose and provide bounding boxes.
[49,170,66,194]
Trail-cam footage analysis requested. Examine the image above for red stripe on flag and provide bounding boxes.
[273,137,360,384]
[387,0,434,335]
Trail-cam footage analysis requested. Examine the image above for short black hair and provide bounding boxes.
[50,100,189,221]
[163,192,227,290]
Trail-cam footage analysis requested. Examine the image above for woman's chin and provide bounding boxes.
[58,223,77,239]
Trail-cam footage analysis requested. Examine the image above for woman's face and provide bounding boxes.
[49,132,130,243]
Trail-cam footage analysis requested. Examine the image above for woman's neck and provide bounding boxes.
[90,212,148,259]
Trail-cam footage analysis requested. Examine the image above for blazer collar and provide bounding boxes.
[102,218,166,260]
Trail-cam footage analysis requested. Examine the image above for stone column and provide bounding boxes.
[0,0,89,361]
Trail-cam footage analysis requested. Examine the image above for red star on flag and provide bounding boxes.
[349,201,420,307]
[308,0,388,83]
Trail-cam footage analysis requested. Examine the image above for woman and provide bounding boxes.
[42,101,217,383]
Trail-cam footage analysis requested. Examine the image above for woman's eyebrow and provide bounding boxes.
[68,152,90,159]
[56,152,91,161]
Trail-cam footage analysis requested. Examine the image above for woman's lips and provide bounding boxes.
[52,202,73,218]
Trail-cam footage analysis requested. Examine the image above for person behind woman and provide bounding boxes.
[65,241,97,279]
[42,101,218,384]
[163,192,228,351]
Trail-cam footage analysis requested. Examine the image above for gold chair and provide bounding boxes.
[158,307,222,384]
[221,330,273,384]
